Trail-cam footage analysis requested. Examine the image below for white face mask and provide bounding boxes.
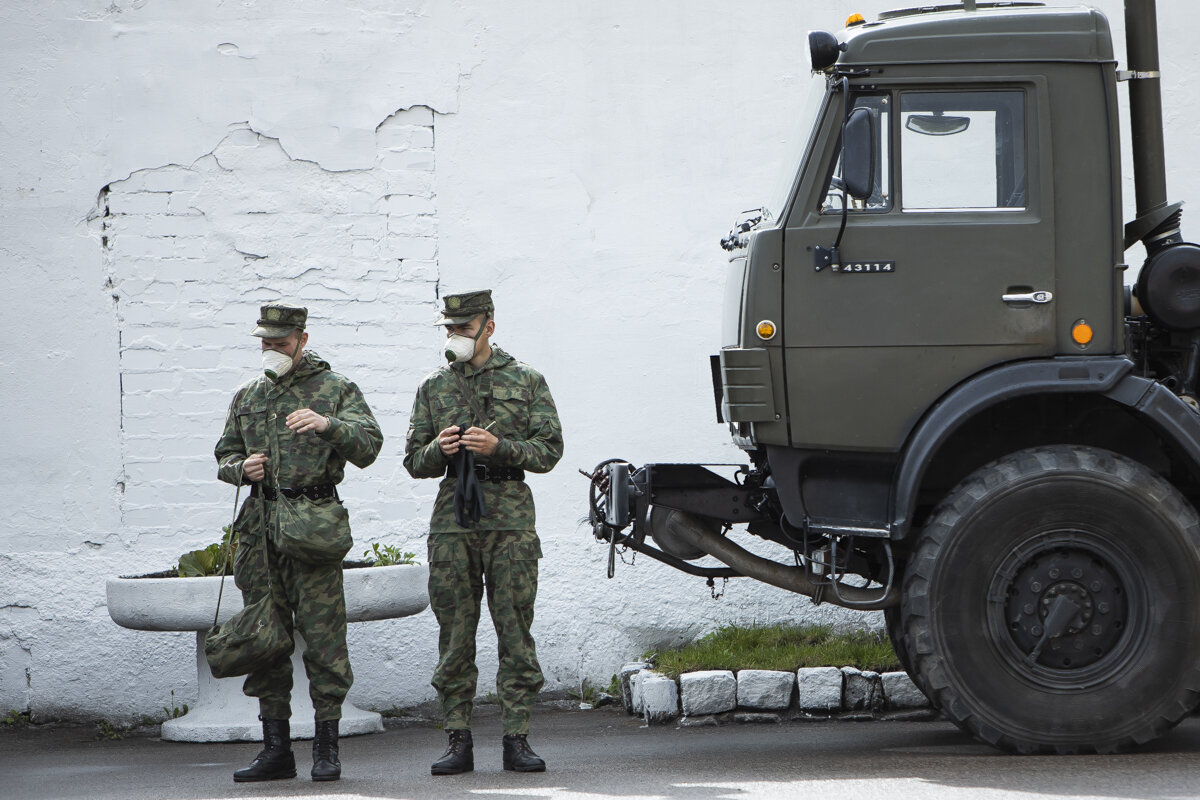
[443,333,477,364]
[262,348,296,382]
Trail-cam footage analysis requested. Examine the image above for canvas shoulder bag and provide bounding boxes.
[204,473,291,679]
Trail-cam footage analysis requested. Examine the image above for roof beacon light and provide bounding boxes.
[846,13,866,27]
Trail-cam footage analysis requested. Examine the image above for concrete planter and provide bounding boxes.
[107,563,429,742]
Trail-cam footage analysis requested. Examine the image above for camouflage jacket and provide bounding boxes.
[404,346,563,532]
[215,351,383,497]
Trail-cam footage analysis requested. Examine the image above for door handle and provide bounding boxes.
[1002,290,1053,305]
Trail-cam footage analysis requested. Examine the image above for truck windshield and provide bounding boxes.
[763,77,830,223]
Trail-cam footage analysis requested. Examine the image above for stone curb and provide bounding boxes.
[619,663,935,726]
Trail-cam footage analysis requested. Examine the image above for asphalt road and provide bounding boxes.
[6,706,1200,800]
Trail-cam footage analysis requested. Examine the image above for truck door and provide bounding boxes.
[782,84,1054,451]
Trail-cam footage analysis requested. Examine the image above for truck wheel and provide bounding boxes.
[901,445,1200,753]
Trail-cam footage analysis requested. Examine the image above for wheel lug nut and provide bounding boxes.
[1049,569,1060,579]
[1031,581,1042,592]
[1092,624,1103,635]
[1097,602,1109,614]
[1091,581,1102,591]
[1032,625,1043,637]
[1023,603,1034,615]
[1072,568,1083,579]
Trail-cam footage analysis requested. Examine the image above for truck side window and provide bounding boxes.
[821,94,891,214]
[899,90,1025,210]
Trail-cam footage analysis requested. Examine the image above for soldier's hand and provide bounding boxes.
[286,408,330,434]
[243,453,268,482]
[462,426,499,457]
[438,425,462,456]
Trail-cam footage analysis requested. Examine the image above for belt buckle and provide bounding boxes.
[476,463,493,482]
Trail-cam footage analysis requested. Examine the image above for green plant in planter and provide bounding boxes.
[175,526,237,577]
[363,542,418,567]
[172,530,417,576]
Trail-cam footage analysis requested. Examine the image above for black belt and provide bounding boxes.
[448,463,525,483]
[250,483,339,502]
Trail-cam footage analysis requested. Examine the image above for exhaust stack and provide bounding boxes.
[1125,0,1182,251]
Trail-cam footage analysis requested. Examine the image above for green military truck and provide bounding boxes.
[587,0,1200,753]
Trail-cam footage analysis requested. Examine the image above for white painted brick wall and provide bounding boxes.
[6,0,1181,724]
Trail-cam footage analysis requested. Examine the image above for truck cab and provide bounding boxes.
[724,4,1130,536]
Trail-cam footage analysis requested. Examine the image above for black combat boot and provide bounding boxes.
[502,733,546,772]
[233,718,296,782]
[430,729,474,775]
[311,719,341,781]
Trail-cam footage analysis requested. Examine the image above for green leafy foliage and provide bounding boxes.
[175,526,237,577]
[1,710,30,727]
[363,542,418,566]
[567,680,598,705]
[651,623,900,679]
[94,720,126,741]
[163,690,188,720]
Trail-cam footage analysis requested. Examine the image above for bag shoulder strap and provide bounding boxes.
[212,470,243,629]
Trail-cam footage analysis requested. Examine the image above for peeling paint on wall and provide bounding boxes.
[98,109,441,546]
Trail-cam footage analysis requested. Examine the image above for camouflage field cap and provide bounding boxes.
[252,303,308,338]
[434,289,494,326]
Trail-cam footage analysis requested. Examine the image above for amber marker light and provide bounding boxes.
[757,320,777,340]
[1072,320,1094,346]
[846,13,866,26]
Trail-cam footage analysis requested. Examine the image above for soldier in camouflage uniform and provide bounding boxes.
[404,290,563,775]
[215,303,382,784]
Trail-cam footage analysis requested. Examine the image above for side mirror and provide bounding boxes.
[841,107,876,201]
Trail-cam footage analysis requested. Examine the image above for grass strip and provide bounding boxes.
[650,623,900,679]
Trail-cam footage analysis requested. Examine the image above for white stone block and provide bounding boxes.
[881,671,929,710]
[680,670,736,716]
[842,667,883,711]
[640,674,679,724]
[619,662,649,714]
[383,170,434,196]
[387,215,438,238]
[736,669,794,710]
[380,234,437,260]
[167,191,203,215]
[796,666,843,712]
[113,234,179,259]
[109,191,171,216]
[385,194,436,216]
[628,668,648,714]
[379,149,435,172]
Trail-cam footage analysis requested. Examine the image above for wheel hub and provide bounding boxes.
[1002,546,1127,670]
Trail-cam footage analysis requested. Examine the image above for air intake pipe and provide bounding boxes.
[1125,0,1182,253]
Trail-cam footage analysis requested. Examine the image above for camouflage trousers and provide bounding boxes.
[427,529,544,735]
[234,534,352,721]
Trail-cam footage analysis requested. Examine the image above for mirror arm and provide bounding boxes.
[834,78,853,249]
[815,78,853,273]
